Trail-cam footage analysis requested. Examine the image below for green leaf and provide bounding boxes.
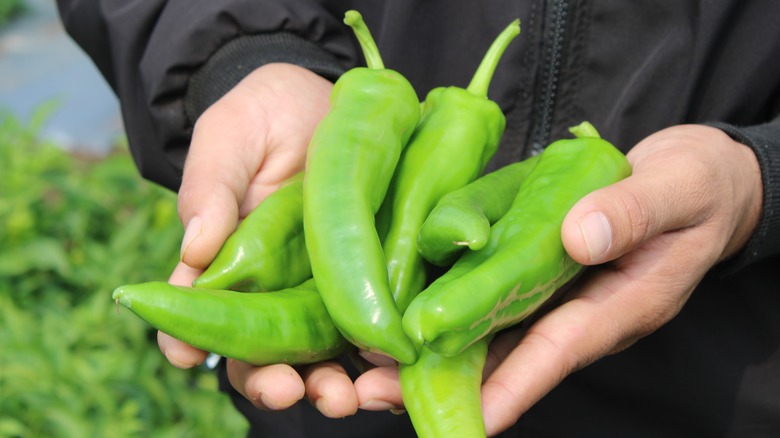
[0,110,248,436]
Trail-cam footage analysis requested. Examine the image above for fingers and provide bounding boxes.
[168,65,337,419]
[479,125,764,435]
[348,329,564,420]
[354,366,405,412]
[484,328,526,378]
[302,361,360,417]
[177,93,268,268]
[561,125,762,266]
[177,64,333,269]
[225,359,358,417]
[157,331,208,369]
[227,360,306,411]
[157,261,208,368]
[167,254,358,416]
[482,216,710,435]
[358,350,399,367]
[480,273,646,435]
[561,167,699,266]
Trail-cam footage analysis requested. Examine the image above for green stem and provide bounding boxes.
[568,121,601,138]
[466,19,521,96]
[344,10,384,70]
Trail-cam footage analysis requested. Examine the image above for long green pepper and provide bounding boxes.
[404,122,632,356]
[417,154,540,267]
[303,11,419,364]
[112,279,348,365]
[193,172,309,292]
[380,19,520,313]
[399,335,493,438]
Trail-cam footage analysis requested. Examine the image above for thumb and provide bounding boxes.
[177,104,267,269]
[561,124,763,266]
[561,171,697,265]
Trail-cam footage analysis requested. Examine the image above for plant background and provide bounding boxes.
[0,1,249,436]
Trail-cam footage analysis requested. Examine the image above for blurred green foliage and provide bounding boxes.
[0,108,248,437]
[0,0,25,27]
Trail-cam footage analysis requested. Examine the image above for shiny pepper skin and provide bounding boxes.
[399,335,494,438]
[403,122,633,356]
[193,173,309,292]
[112,279,348,365]
[380,19,521,313]
[417,154,540,267]
[303,11,420,364]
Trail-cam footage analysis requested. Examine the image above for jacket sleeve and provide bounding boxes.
[56,0,356,191]
[711,114,780,272]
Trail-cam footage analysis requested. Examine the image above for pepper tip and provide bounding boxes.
[112,288,131,309]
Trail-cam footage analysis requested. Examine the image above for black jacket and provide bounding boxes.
[58,1,780,436]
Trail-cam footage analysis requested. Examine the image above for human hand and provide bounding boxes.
[157,63,361,417]
[354,124,763,435]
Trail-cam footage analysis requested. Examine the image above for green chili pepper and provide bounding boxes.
[417,154,540,267]
[399,335,493,438]
[112,279,348,365]
[193,173,309,292]
[380,19,520,313]
[403,122,632,356]
[303,10,420,364]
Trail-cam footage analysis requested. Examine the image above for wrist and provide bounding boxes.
[708,120,780,271]
[724,138,763,258]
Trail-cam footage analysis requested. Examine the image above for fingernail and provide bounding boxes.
[315,397,334,417]
[162,348,195,369]
[252,392,272,409]
[389,408,407,415]
[180,216,202,260]
[259,392,295,411]
[358,350,398,367]
[578,211,611,262]
[359,399,397,411]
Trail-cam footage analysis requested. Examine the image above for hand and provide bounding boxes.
[158,63,361,418]
[354,124,763,436]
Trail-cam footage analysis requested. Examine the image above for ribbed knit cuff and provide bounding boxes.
[708,120,780,273]
[184,32,347,124]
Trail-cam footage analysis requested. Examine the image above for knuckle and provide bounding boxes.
[614,186,655,248]
[522,330,588,378]
[482,378,520,406]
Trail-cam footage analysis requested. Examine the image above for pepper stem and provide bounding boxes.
[344,10,385,70]
[568,121,601,138]
[466,19,521,97]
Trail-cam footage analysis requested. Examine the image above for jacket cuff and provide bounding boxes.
[709,120,780,273]
[184,32,346,124]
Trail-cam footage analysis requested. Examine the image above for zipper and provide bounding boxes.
[529,0,570,155]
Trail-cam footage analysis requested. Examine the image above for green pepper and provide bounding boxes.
[380,19,520,313]
[403,122,632,356]
[193,173,309,292]
[399,335,493,438]
[112,279,348,365]
[417,154,540,267]
[303,11,420,364]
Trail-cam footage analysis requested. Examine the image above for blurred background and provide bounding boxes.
[0,1,248,436]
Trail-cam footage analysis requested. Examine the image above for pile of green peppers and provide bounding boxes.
[112,10,631,438]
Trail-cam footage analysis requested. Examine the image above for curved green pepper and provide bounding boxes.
[417,154,540,267]
[380,19,520,313]
[403,122,632,356]
[193,173,309,292]
[303,11,420,364]
[112,279,348,365]
[399,335,493,438]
